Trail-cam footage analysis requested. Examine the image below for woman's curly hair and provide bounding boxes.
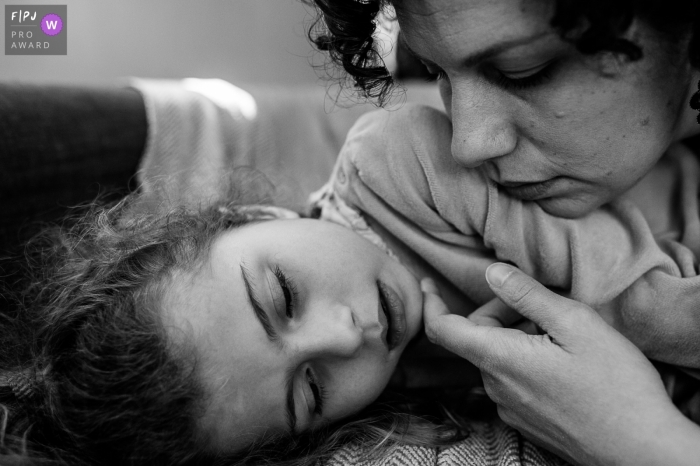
[304,0,700,105]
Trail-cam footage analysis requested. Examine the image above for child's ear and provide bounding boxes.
[236,205,300,222]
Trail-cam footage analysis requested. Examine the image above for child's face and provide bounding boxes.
[164,218,424,452]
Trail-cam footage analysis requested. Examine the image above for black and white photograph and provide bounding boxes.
[1,1,699,465]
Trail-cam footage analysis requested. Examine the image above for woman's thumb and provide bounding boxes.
[485,263,581,334]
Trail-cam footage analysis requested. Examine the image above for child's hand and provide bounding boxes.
[421,264,700,466]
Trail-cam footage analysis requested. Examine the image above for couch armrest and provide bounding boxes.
[0,83,147,249]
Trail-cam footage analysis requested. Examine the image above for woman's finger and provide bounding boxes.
[421,277,521,368]
[485,263,590,335]
[512,319,540,335]
[469,297,522,328]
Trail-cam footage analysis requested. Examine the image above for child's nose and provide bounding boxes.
[295,304,364,359]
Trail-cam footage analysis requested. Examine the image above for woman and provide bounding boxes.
[305,0,700,464]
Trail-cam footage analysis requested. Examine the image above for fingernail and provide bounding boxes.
[421,277,439,294]
[486,263,514,288]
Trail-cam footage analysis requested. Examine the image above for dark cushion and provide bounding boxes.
[0,83,147,250]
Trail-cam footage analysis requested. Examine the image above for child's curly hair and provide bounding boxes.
[304,0,700,105]
[0,194,264,465]
[0,189,472,466]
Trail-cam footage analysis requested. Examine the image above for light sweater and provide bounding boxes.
[310,103,700,371]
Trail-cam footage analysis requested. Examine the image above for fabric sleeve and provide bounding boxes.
[332,104,700,368]
[399,111,696,309]
[333,104,686,307]
[480,188,685,305]
[452,146,700,368]
[332,104,500,304]
[476,146,700,369]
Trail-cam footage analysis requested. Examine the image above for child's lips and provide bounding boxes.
[378,280,406,351]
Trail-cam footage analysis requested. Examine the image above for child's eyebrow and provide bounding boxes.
[239,262,298,433]
[239,262,279,342]
[285,366,298,435]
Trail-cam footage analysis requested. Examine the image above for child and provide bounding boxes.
[310,103,700,374]
[0,187,562,466]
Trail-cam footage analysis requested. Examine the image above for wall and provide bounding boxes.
[0,0,322,86]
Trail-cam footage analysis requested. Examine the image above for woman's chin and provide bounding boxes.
[535,194,604,219]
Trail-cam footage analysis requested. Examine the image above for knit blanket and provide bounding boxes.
[327,422,570,466]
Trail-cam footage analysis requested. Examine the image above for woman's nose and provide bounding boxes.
[293,304,364,359]
[447,80,517,168]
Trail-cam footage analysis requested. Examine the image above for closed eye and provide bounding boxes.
[306,368,326,416]
[273,266,298,318]
[422,63,449,83]
[490,60,557,90]
[425,70,449,83]
[423,60,557,91]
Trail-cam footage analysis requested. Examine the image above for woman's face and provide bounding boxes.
[164,219,423,452]
[395,0,697,217]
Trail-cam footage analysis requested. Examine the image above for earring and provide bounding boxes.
[690,80,700,124]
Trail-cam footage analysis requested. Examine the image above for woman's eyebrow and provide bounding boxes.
[399,30,552,68]
[399,35,439,67]
[239,262,279,342]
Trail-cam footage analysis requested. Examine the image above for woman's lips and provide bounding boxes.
[377,280,406,351]
[500,177,561,201]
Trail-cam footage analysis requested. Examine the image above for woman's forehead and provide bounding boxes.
[394,0,554,53]
[393,0,548,17]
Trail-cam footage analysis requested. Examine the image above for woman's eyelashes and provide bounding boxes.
[424,67,448,83]
[273,265,298,318]
[423,61,557,91]
[490,61,557,90]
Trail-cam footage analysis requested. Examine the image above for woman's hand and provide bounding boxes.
[422,263,700,466]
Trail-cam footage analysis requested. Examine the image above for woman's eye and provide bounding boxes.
[273,266,297,318]
[424,69,449,83]
[420,61,448,83]
[492,61,556,91]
